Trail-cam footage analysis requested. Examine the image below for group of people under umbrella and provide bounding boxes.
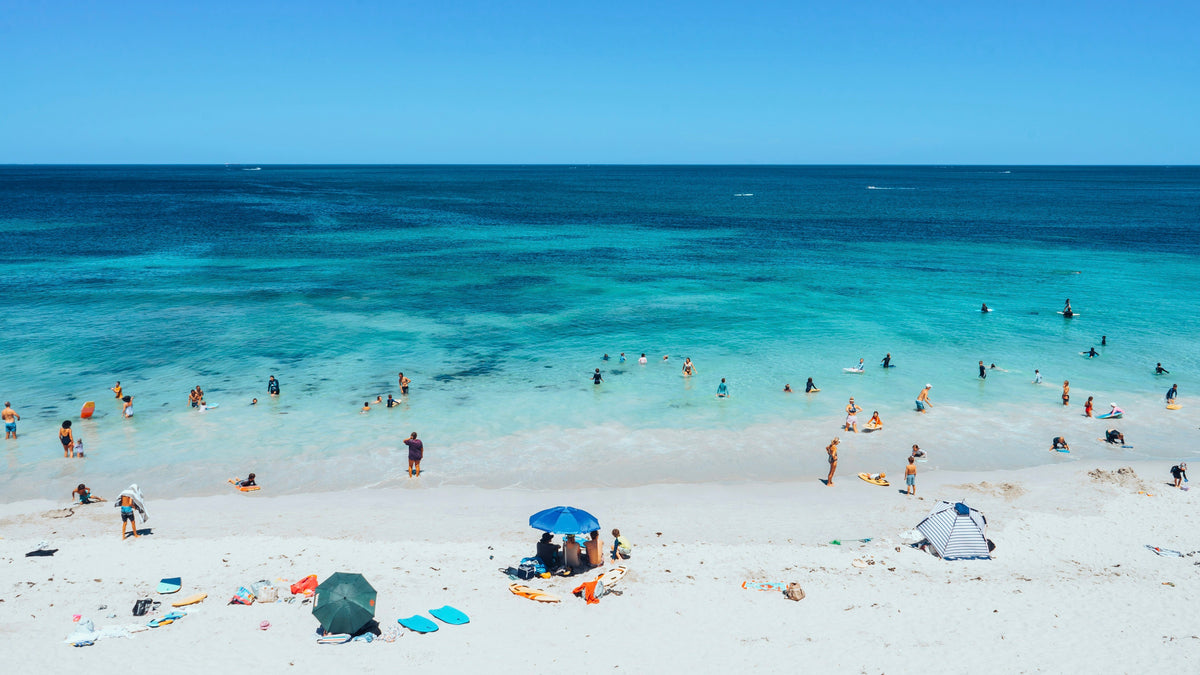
[309,506,630,637]
[530,505,631,574]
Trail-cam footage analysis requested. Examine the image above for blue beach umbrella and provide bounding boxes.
[529,506,600,535]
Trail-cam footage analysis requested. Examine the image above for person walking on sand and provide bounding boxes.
[825,438,839,486]
[844,398,860,432]
[915,384,932,413]
[1062,381,1070,406]
[267,375,280,397]
[1085,396,1094,417]
[59,420,75,457]
[404,431,423,477]
[2,402,19,440]
[904,457,917,496]
[1166,384,1178,405]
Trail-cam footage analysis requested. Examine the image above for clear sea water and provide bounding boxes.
[1,165,1197,500]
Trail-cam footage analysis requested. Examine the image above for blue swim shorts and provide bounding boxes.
[4,422,14,432]
[906,475,916,486]
[915,400,925,411]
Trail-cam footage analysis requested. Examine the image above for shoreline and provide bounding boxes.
[4,460,1197,671]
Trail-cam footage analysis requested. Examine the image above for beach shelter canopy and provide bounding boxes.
[915,501,991,560]
[312,572,377,634]
[529,506,600,535]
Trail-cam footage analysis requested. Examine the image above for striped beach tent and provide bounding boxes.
[915,501,991,560]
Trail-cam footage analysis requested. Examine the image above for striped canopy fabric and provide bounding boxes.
[915,501,991,560]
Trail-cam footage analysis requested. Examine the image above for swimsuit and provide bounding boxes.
[60,433,72,448]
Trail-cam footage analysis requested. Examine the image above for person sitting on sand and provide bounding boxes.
[1105,429,1125,445]
[73,483,104,504]
[610,528,632,561]
[585,530,605,568]
[805,377,819,393]
[866,411,882,430]
[562,534,583,572]
[1051,437,1069,452]
[1170,463,1187,488]
[536,532,561,569]
[237,473,256,488]
[825,438,839,486]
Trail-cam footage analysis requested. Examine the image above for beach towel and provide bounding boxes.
[571,579,605,605]
[113,484,149,523]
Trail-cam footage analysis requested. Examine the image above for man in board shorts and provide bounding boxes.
[2,402,18,439]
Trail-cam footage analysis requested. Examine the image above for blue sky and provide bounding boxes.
[3,1,1197,163]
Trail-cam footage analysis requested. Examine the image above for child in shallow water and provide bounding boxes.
[866,411,883,429]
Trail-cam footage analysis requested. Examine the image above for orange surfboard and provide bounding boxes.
[80,401,95,419]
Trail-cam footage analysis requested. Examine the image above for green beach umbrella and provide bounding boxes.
[312,572,377,635]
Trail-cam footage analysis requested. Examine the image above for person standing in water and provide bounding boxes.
[1063,299,1073,316]
[682,358,696,376]
[592,368,604,385]
[2,402,19,440]
[881,353,892,368]
[638,353,647,365]
[1085,396,1094,417]
[267,375,280,397]
[979,361,987,379]
[915,384,932,413]
[404,432,423,477]
[716,378,729,398]
[1101,335,1107,346]
[825,438,839,486]
[122,395,134,418]
[1167,384,1178,405]
[1155,363,1169,375]
[1033,369,1043,384]
[59,420,75,458]
[844,398,860,433]
[1062,381,1070,406]
[398,372,411,395]
[111,381,123,399]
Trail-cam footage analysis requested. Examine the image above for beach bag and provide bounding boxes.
[783,583,806,601]
[290,575,318,596]
[256,586,278,603]
[519,557,546,579]
[229,586,256,605]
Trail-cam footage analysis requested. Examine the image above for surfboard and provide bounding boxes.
[429,605,469,625]
[80,401,95,419]
[741,580,786,592]
[508,583,561,603]
[1079,352,1098,358]
[858,473,889,486]
[228,478,260,492]
[864,423,881,431]
[1097,412,1123,419]
[1057,311,1079,317]
[157,577,182,594]
[171,593,207,607]
[397,615,440,633]
[843,368,864,373]
[595,566,627,587]
[1166,404,1181,410]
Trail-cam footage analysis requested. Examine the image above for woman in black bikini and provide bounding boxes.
[59,420,75,458]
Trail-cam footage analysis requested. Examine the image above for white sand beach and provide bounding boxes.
[3,460,1197,673]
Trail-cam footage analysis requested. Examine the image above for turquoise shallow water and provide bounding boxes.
[1,166,1197,500]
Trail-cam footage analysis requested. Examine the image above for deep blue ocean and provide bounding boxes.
[1,165,1197,500]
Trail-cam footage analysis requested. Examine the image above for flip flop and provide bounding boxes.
[259,620,270,630]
